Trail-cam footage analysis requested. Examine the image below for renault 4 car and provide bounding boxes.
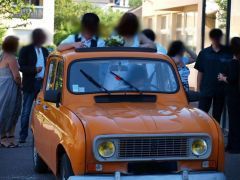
[31,47,225,180]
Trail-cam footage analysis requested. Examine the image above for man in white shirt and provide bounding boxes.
[19,29,49,143]
[58,13,105,51]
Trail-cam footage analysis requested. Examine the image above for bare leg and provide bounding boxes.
[0,132,10,147]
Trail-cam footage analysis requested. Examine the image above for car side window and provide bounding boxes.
[46,60,58,91]
[54,61,64,91]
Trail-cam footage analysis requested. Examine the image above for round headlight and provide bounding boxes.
[192,139,208,156]
[98,141,115,158]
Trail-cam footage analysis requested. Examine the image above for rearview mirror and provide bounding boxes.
[44,90,61,107]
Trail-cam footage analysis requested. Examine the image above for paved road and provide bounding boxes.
[1,123,240,180]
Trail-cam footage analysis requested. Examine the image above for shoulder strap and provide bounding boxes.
[90,36,98,47]
[75,34,81,42]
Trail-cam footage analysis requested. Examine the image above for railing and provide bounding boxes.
[13,6,43,19]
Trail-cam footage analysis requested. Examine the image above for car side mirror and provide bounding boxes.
[44,90,61,107]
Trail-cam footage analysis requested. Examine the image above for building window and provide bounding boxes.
[230,0,240,38]
[148,18,153,29]
[176,14,183,28]
[24,0,43,6]
[161,16,167,30]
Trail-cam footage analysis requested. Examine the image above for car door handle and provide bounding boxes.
[36,99,41,105]
[43,105,49,110]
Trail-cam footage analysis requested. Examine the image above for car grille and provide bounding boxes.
[118,136,189,159]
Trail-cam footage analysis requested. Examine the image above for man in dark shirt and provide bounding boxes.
[194,29,232,123]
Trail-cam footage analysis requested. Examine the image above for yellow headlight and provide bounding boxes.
[192,139,208,156]
[98,141,115,158]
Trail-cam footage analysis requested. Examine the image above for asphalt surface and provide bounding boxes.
[1,120,240,180]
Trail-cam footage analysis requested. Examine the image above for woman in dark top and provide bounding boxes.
[218,37,240,153]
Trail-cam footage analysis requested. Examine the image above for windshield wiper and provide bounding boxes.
[80,69,111,95]
[110,71,142,95]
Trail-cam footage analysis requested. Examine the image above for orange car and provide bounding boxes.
[32,47,225,180]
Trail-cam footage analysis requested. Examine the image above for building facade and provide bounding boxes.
[142,0,240,90]
[142,0,203,53]
[4,0,55,45]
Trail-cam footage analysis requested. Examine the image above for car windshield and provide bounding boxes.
[68,58,178,94]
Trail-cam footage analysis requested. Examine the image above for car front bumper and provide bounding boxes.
[69,171,225,180]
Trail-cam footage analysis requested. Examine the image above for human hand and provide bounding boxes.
[217,73,227,82]
[73,42,87,49]
[36,67,43,73]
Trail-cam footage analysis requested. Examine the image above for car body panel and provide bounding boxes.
[31,49,224,176]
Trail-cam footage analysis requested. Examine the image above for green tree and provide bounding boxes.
[0,0,33,42]
[54,0,123,45]
[215,0,228,29]
[129,0,142,8]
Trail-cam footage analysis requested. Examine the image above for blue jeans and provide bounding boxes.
[19,79,42,141]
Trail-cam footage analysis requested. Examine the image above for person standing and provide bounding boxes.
[115,13,156,49]
[194,29,232,123]
[218,37,240,153]
[142,29,167,54]
[57,13,105,51]
[167,40,197,92]
[19,29,49,143]
[0,36,22,148]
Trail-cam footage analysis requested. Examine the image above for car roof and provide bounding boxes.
[50,47,172,64]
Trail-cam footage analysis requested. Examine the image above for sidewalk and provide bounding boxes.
[0,120,54,180]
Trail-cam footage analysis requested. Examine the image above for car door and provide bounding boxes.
[41,59,64,170]
[37,58,58,166]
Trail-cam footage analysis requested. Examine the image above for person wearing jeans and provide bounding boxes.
[18,29,49,143]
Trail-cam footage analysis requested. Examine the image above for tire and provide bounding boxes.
[32,139,48,173]
[59,154,74,180]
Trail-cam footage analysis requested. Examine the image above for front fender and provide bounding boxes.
[54,107,86,175]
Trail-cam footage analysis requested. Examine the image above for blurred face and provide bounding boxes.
[82,30,95,40]
[210,37,222,46]
[39,34,47,45]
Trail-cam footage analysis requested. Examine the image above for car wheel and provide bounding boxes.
[59,154,74,180]
[32,139,48,173]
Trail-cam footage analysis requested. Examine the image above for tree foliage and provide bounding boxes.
[0,0,33,41]
[129,0,142,8]
[215,0,228,29]
[54,0,123,45]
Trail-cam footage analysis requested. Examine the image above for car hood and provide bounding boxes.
[68,103,215,138]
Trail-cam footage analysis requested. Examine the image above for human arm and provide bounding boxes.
[194,51,204,91]
[197,72,203,91]
[8,57,21,85]
[57,35,87,51]
[139,33,156,49]
[185,47,197,64]
[218,61,239,84]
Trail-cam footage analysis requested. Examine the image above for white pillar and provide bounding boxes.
[125,0,129,7]
[120,0,124,6]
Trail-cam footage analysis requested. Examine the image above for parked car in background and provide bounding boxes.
[31,47,225,180]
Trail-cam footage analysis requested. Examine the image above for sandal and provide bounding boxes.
[8,136,18,148]
[0,136,10,148]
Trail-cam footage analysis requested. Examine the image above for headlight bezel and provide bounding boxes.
[191,138,208,156]
[98,141,116,158]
